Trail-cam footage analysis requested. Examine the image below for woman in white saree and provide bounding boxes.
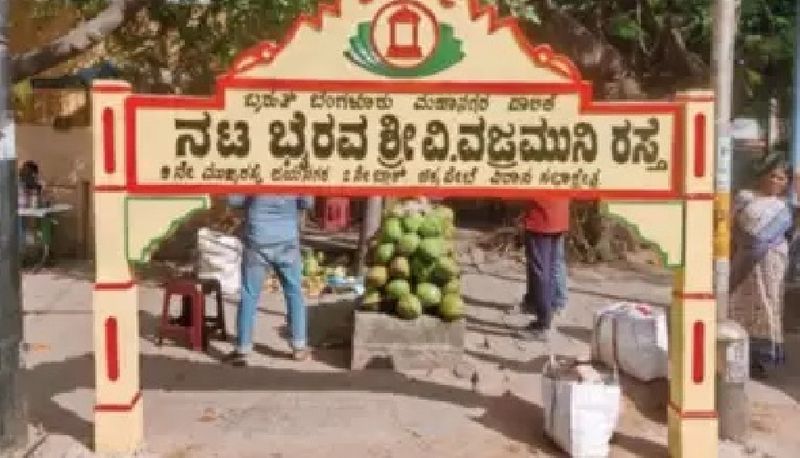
[730,152,794,377]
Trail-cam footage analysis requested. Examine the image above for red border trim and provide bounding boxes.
[694,113,706,178]
[692,321,705,384]
[93,185,128,193]
[102,108,116,174]
[95,391,142,413]
[105,317,120,382]
[673,292,715,300]
[669,402,717,419]
[92,83,131,94]
[123,78,685,200]
[94,281,136,291]
[684,193,714,200]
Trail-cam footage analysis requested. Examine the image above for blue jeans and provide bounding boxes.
[553,236,567,311]
[523,232,568,327]
[236,245,307,353]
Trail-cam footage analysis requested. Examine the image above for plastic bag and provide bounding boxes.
[542,357,621,457]
[196,228,242,300]
[591,302,668,382]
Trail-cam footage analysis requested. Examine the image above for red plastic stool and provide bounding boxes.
[158,279,226,351]
[199,278,227,341]
[320,197,351,232]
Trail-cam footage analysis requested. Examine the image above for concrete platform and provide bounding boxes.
[351,310,465,371]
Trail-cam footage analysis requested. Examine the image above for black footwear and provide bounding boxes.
[225,351,248,367]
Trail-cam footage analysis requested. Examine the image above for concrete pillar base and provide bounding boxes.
[94,396,143,454]
[668,407,718,458]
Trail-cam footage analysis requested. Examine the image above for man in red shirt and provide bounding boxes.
[520,197,571,340]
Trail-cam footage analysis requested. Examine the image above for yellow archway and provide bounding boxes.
[90,1,717,455]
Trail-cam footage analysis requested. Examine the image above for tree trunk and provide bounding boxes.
[355,197,382,276]
[526,0,645,99]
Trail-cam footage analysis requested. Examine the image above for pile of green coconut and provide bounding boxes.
[362,198,464,322]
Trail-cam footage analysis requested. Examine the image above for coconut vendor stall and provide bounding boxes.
[353,198,466,370]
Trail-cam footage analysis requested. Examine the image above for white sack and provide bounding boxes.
[542,360,621,457]
[196,227,242,300]
[591,302,668,382]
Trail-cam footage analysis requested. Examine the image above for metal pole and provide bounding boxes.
[792,0,800,206]
[0,0,28,451]
[713,0,734,320]
[713,0,749,443]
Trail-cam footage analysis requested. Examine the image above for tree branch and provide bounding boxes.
[10,0,152,83]
[525,0,645,99]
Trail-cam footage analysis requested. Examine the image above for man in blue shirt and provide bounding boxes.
[226,195,313,366]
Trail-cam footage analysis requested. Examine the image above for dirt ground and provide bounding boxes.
[13,232,800,457]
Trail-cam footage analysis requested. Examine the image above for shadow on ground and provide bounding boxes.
[557,325,593,344]
[23,350,567,455]
[757,332,800,404]
[22,263,669,456]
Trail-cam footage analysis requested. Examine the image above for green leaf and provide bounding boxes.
[608,14,644,41]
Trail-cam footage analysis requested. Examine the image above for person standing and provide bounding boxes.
[226,195,313,366]
[519,198,571,341]
[729,153,794,377]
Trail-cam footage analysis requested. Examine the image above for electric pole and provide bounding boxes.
[713,0,749,443]
[0,0,28,452]
[792,0,800,206]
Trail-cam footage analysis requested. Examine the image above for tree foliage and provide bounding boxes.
[9,0,798,262]
[12,0,796,108]
[486,0,795,109]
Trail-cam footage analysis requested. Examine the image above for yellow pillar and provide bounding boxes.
[669,200,718,456]
[670,91,718,457]
[91,81,144,453]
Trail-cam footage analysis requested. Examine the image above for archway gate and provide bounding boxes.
[90,0,716,455]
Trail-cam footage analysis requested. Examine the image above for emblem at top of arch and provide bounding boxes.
[225,0,581,83]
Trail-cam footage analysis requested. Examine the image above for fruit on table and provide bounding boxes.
[374,243,395,265]
[443,279,460,295]
[361,199,464,323]
[362,289,383,311]
[385,279,411,301]
[397,294,423,319]
[439,293,464,322]
[418,237,444,260]
[416,283,442,308]
[432,257,459,284]
[410,256,436,283]
[367,266,388,288]
[397,233,421,256]
[418,214,443,238]
[389,256,411,279]
[381,218,404,243]
[402,212,424,234]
